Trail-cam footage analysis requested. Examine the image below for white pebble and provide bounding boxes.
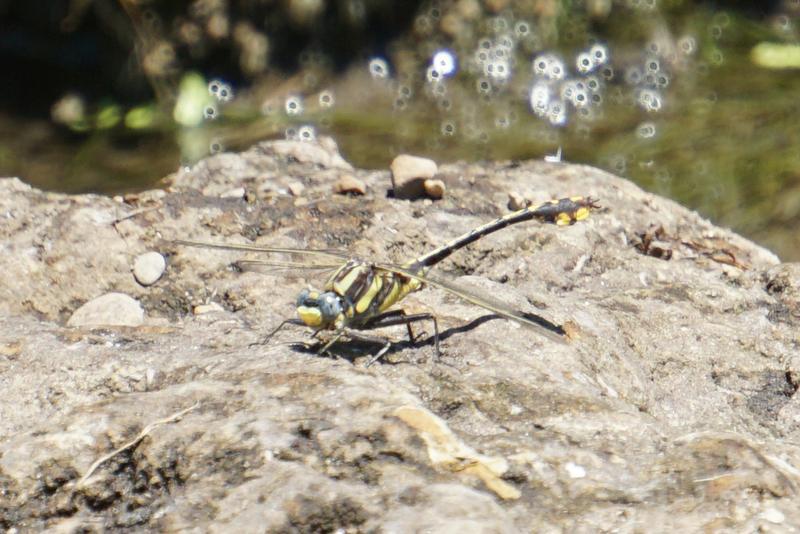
[564,462,586,479]
[761,508,785,524]
[133,252,166,286]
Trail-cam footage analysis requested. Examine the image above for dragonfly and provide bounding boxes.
[173,196,598,366]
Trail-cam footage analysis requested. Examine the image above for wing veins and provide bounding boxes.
[236,259,341,274]
[375,263,567,344]
[170,239,350,263]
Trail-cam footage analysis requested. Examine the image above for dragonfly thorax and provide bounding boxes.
[295,288,345,328]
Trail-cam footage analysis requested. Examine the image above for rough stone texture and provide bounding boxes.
[1,138,799,532]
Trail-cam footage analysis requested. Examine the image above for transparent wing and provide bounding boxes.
[375,262,568,344]
[169,239,350,267]
[235,259,340,277]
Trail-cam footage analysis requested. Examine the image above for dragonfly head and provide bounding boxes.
[295,288,343,328]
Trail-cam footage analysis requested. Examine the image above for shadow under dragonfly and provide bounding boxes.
[283,311,565,365]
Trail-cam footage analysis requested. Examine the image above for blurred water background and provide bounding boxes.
[1,0,798,259]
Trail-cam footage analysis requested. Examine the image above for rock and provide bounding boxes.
[287,181,305,196]
[423,178,446,200]
[507,191,527,211]
[220,187,246,199]
[133,252,166,286]
[333,174,367,196]
[266,137,353,170]
[193,302,225,315]
[390,154,438,199]
[761,508,786,524]
[1,151,798,531]
[67,292,144,327]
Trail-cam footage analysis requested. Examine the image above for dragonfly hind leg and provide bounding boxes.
[362,310,440,366]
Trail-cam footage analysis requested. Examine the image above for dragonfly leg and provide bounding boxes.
[363,309,423,343]
[249,318,305,347]
[318,329,346,354]
[338,330,393,367]
[363,311,440,362]
[315,328,393,366]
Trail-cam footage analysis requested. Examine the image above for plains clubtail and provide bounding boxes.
[173,196,598,365]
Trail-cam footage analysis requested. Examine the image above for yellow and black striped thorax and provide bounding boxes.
[323,259,422,326]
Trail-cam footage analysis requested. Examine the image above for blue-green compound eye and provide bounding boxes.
[317,292,343,321]
[296,288,312,308]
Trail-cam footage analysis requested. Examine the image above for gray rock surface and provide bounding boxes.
[0,138,799,532]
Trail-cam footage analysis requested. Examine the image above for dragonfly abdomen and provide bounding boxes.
[406,196,597,272]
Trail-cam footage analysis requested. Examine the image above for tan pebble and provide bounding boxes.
[423,178,446,199]
[193,302,225,315]
[390,154,438,199]
[287,182,305,196]
[220,187,245,199]
[507,192,527,211]
[333,175,367,195]
[0,341,21,358]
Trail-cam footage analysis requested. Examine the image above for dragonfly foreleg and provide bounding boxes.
[318,328,346,355]
[249,318,306,347]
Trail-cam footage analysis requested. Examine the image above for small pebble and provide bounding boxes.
[507,192,527,211]
[133,252,166,286]
[67,293,144,327]
[194,302,225,315]
[145,367,163,390]
[220,187,246,199]
[564,462,586,479]
[761,508,785,524]
[390,154,438,199]
[423,178,446,199]
[287,182,305,196]
[334,174,367,196]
